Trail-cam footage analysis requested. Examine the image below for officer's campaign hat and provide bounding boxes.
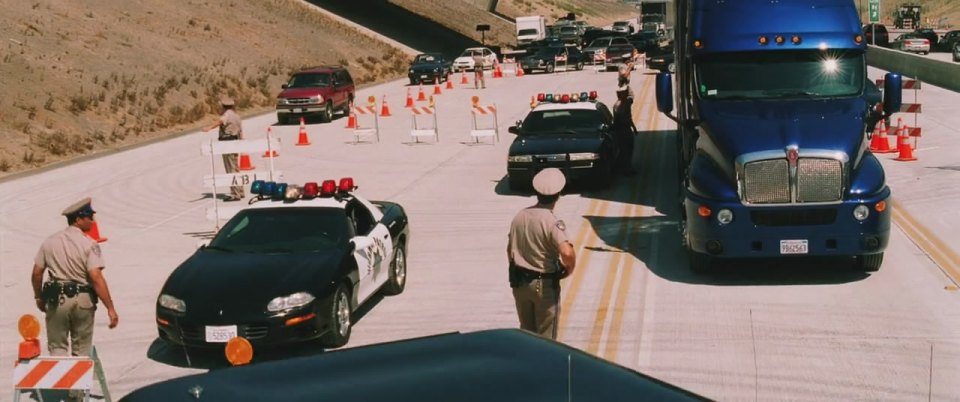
[62,197,96,218]
[220,96,235,107]
[532,168,566,196]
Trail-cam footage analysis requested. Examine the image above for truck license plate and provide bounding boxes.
[205,325,238,343]
[299,108,308,113]
[779,240,808,255]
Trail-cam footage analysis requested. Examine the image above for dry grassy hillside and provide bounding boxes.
[0,0,410,177]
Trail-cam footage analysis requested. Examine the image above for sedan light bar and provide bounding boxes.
[251,178,356,201]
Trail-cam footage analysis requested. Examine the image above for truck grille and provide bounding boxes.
[742,157,843,204]
[285,98,316,106]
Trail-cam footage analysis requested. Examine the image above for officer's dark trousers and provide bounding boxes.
[513,278,560,339]
[615,130,635,173]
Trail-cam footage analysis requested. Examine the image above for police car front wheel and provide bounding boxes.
[319,283,351,348]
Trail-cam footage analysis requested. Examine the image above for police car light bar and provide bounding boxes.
[338,177,355,193]
[320,180,337,197]
[303,182,319,198]
[535,91,597,104]
[249,179,355,200]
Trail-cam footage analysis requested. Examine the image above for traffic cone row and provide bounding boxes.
[461,71,469,85]
[405,88,414,107]
[380,95,391,117]
[493,60,503,78]
[433,77,442,95]
[445,75,454,89]
[516,65,525,77]
[417,83,426,101]
[345,108,357,129]
[239,153,255,170]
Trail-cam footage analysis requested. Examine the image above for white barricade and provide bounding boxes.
[352,104,380,143]
[201,132,281,226]
[13,346,111,402]
[470,104,499,144]
[410,105,439,143]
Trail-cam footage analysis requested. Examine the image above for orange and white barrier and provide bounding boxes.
[351,103,381,143]
[410,98,439,144]
[470,101,499,144]
[13,314,111,402]
[876,78,922,152]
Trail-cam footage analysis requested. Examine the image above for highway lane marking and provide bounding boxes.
[599,82,661,360]
[584,74,657,357]
[892,199,960,287]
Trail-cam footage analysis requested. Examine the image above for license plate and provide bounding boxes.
[205,325,238,343]
[420,74,429,79]
[779,240,808,255]
[299,108,308,113]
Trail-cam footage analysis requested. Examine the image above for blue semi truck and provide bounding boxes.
[655,0,903,273]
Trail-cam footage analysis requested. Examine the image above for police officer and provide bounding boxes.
[472,51,486,89]
[613,84,638,176]
[31,197,119,357]
[507,168,577,339]
[206,96,245,201]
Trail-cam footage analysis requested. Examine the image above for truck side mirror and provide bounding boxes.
[655,72,674,114]
[881,72,902,116]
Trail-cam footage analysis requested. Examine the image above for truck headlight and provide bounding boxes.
[158,294,186,313]
[716,209,734,225]
[276,98,288,106]
[568,152,599,161]
[508,155,533,163]
[310,95,323,104]
[267,292,315,312]
[853,205,870,221]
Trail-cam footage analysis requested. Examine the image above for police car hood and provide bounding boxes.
[509,132,604,155]
[162,249,344,315]
[698,97,864,163]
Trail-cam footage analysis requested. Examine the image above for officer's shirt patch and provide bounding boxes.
[91,244,101,257]
[556,220,566,231]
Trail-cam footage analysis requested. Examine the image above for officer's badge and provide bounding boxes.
[556,220,566,231]
[91,244,101,257]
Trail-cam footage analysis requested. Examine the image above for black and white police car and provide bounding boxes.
[507,91,619,190]
[156,178,410,349]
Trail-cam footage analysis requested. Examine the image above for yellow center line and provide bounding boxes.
[891,199,960,285]
[602,88,662,360]
[557,199,607,340]
[583,74,656,356]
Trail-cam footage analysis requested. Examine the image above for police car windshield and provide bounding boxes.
[522,109,602,135]
[210,208,348,253]
[286,73,331,88]
[697,51,865,100]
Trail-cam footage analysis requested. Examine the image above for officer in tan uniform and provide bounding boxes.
[31,197,119,357]
[507,168,577,339]
[205,96,245,201]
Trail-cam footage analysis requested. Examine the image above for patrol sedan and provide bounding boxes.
[156,178,410,349]
[507,92,618,190]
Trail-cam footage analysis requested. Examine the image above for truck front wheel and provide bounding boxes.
[855,253,883,272]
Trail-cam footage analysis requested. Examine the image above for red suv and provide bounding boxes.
[276,66,354,124]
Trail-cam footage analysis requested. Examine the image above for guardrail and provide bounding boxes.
[866,45,960,93]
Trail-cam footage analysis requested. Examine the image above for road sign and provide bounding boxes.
[869,0,880,23]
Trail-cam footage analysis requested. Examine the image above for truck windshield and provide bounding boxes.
[697,51,864,100]
[287,73,331,88]
[518,29,539,36]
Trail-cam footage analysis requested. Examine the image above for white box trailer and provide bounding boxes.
[515,15,546,47]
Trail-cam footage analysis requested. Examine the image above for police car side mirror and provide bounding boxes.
[197,239,210,249]
[508,126,520,135]
[351,236,375,251]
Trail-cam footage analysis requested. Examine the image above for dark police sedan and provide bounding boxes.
[408,53,452,85]
[507,92,618,190]
[156,178,410,349]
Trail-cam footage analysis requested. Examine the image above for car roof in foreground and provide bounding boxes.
[120,329,707,402]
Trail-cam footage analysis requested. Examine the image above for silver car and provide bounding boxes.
[893,33,930,55]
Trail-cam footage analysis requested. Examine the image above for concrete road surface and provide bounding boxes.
[3,63,960,400]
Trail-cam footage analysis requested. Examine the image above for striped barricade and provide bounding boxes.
[876,78,922,144]
[201,132,282,225]
[352,104,380,143]
[13,351,111,402]
[470,104,499,144]
[410,105,439,143]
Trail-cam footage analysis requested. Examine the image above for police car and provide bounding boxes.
[507,91,619,191]
[156,178,410,349]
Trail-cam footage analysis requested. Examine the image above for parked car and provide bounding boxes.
[628,31,666,54]
[408,53,452,85]
[275,66,354,125]
[939,30,960,52]
[892,32,931,54]
[862,23,889,47]
[645,44,675,73]
[604,44,637,71]
[612,21,634,34]
[580,28,625,48]
[558,25,581,45]
[520,46,585,74]
[913,28,940,48]
[452,47,497,72]
[582,36,632,64]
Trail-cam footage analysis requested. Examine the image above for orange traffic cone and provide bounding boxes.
[516,65,525,77]
[461,71,469,85]
[344,108,357,129]
[433,77,442,95]
[380,95,392,117]
[295,117,311,146]
[84,221,108,243]
[869,120,893,153]
[405,88,414,108]
[417,83,426,101]
[894,123,917,161]
[445,75,454,89]
[238,153,255,170]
